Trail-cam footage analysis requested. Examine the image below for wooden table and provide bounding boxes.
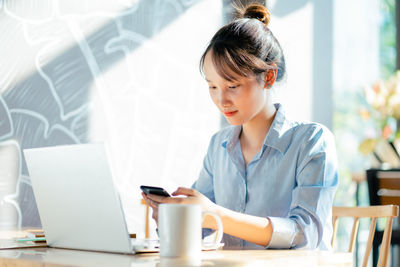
[0,230,353,267]
[0,248,353,267]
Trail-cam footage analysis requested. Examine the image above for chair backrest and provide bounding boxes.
[367,169,400,206]
[140,199,150,239]
[332,205,399,267]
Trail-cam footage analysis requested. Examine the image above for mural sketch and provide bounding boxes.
[0,0,222,236]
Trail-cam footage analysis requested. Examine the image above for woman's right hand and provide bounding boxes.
[142,192,159,223]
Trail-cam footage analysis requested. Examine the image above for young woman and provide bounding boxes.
[142,3,338,250]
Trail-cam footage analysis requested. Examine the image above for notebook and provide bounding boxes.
[24,143,157,254]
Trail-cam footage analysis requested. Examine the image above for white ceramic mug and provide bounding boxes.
[158,204,223,258]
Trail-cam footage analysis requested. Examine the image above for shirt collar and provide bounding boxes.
[221,125,242,150]
[263,103,291,154]
[221,103,291,154]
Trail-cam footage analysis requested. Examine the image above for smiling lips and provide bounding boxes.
[223,111,238,117]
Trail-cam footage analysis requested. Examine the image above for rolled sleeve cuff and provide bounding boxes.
[266,217,298,249]
[202,228,214,238]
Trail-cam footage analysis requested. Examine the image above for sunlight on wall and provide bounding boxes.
[0,0,221,238]
[88,0,222,235]
[269,0,313,122]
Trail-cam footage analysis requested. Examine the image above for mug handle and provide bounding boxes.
[201,211,223,250]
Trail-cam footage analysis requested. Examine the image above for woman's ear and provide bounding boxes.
[264,68,277,89]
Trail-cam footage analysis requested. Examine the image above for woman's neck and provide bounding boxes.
[240,102,277,150]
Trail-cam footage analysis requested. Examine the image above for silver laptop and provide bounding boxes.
[23,143,156,254]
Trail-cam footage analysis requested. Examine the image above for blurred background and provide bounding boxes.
[0,0,398,266]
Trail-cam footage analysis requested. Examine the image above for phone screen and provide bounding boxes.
[140,185,171,197]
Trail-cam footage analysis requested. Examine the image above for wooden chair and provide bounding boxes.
[332,205,399,267]
[367,169,400,207]
[140,199,150,239]
[367,169,400,266]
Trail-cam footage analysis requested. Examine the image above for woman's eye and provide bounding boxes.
[228,85,239,89]
[209,86,217,90]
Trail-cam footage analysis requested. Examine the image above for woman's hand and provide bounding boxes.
[141,187,216,222]
[144,187,273,246]
[141,192,160,222]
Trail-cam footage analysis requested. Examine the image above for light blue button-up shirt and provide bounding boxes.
[192,103,338,250]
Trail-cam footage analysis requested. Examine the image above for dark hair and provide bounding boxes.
[200,3,285,83]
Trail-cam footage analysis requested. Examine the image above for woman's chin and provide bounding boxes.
[225,118,243,126]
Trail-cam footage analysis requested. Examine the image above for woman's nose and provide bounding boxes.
[219,92,231,108]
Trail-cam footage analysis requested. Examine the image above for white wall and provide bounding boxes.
[334,0,380,92]
[269,0,314,123]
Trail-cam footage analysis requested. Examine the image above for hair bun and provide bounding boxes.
[240,4,270,26]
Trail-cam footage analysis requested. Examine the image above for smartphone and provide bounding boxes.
[140,185,171,197]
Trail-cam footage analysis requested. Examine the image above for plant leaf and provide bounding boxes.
[359,138,378,155]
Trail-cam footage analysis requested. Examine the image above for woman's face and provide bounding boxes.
[203,52,268,126]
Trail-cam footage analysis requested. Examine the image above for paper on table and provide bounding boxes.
[16,237,46,242]
[0,239,47,249]
[25,230,45,239]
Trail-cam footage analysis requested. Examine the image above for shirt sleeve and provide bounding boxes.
[192,135,217,238]
[191,135,216,204]
[267,125,338,249]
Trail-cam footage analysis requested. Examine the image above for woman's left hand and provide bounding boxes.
[145,187,216,213]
